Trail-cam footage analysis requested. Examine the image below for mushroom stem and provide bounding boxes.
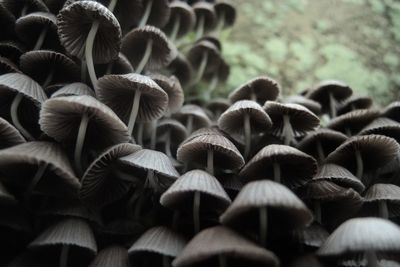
[164,129,172,157]
[139,0,154,27]
[250,92,257,102]
[150,119,157,150]
[193,191,201,234]
[186,115,193,135]
[313,200,322,223]
[24,162,47,203]
[316,140,325,162]
[128,90,142,136]
[207,73,219,99]
[206,150,214,175]
[59,245,70,267]
[169,15,181,42]
[85,21,100,87]
[216,10,225,35]
[273,162,281,183]
[105,61,114,75]
[11,93,35,141]
[33,26,48,50]
[259,206,268,247]
[193,52,208,85]
[42,68,54,88]
[345,127,352,137]
[244,113,251,159]
[21,4,28,16]
[80,59,86,82]
[195,14,205,40]
[378,200,389,219]
[162,255,169,267]
[282,115,293,146]
[137,122,144,145]
[74,113,89,176]
[328,92,337,118]
[135,38,153,74]
[107,0,118,13]
[355,149,364,180]
[365,250,378,267]
[218,255,227,267]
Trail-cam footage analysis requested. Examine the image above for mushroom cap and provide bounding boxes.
[0,41,26,63]
[128,226,186,258]
[121,25,176,71]
[325,135,400,177]
[337,95,373,116]
[363,183,400,217]
[166,52,193,86]
[317,217,400,257]
[57,1,122,63]
[313,163,365,193]
[156,118,187,144]
[0,117,25,149]
[239,144,317,188]
[206,98,230,116]
[0,141,80,198]
[0,56,20,74]
[214,0,236,28]
[192,2,216,33]
[79,143,141,208]
[20,50,80,85]
[149,74,184,113]
[39,95,130,148]
[306,80,353,111]
[173,225,279,267]
[177,127,245,170]
[359,117,400,143]
[382,101,400,122]
[139,0,171,28]
[203,57,230,83]
[163,1,195,38]
[229,76,280,104]
[51,82,95,98]
[2,0,49,17]
[187,40,221,75]
[173,104,212,130]
[96,73,169,123]
[290,222,329,249]
[218,100,272,135]
[96,52,134,76]
[264,101,320,137]
[221,180,313,229]
[160,169,231,211]
[89,246,128,267]
[284,95,322,115]
[327,109,380,135]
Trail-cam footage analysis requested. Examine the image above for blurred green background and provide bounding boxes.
[221,0,400,105]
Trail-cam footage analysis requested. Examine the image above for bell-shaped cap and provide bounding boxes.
[285,95,322,115]
[327,109,380,136]
[214,0,236,28]
[150,74,184,114]
[363,183,400,218]
[0,41,26,64]
[163,1,195,39]
[192,2,216,34]
[51,82,94,98]
[157,118,187,144]
[0,117,25,149]
[166,52,193,86]
[229,76,280,104]
[359,117,400,143]
[89,245,128,267]
[96,52,134,76]
[187,40,221,75]
[382,101,400,123]
[173,104,212,131]
[206,98,230,117]
[3,0,49,17]
[337,95,373,116]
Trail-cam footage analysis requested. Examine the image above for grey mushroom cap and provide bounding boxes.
[229,76,280,104]
[307,80,353,110]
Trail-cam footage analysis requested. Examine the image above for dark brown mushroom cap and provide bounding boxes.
[44,82,68,96]
[264,101,320,137]
[96,53,134,76]
[337,95,373,116]
[325,135,400,177]
[80,143,141,208]
[359,118,400,143]
[317,217,400,258]
[327,109,380,135]
[173,225,279,267]
[187,40,221,74]
[166,52,193,86]
[214,0,236,27]
[29,218,97,254]
[157,118,187,144]
[285,95,322,115]
[128,226,186,259]
[239,144,317,188]
[96,73,169,123]
[15,12,58,48]
[196,36,222,52]
[0,141,80,198]
[192,2,216,33]
[160,169,231,210]
[383,101,400,123]
[57,1,122,63]
[149,74,184,113]
[314,164,365,193]
[290,222,329,249]
[89,245,128,267]
[163,1,195,38]
[0,117,26,149]
[139,0,171,28]
[203,58,230,83]
[218,100,272,135]
[20,50,80,85]
[0,3,16,40]
[0,56,20,74]
[3,0,49,16]
[0,41,26,63]
[363,183,400,217]
[173,104,212,130]
[229,76,280,104]
[206,98,230,115]
[51,82,94,98]
[177,128,245,170]
[39,95,130,148]
[297,129,347,159]
[121,25,176,71]
[221,180,313,229]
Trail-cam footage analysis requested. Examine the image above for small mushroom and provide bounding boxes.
[0,117,26,149]
[3,0,49,17]
[382,101,400,123]
[229,76,280,104]
[165,52,193,86]
[173,104,211,135]
[156,118,187,161]
[214,0,236,33]
[0,56,20,74]
[337,95,373,116]
[284,95,322,116]
[359,117,400,144]
[362,183,400,219]
[163,1,195,42]
[51,82,95,98]
[0,40,26,63]
[327,109,380,136]
[192,2,216,39]
[89,245,128,267]
[137,0,171,28]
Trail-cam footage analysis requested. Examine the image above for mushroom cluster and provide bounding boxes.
[0,0,399,267]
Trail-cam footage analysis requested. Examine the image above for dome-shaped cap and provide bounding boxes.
[285,95,322,115]
[157,118,187,144]
[0,117,25,149]
[96,52,134,76]
[149,74,184,114]
[359,118,400,143]
[337,95,373,116]
[0,41,26,63]
[229,76,280,104]
[57,1,122,63]
[163,1,195,39]
[89,245,128,267]
[382,101,400,122]
[327,109,380,136]
[138,0,171,28]
[192,2,216,33]
[214,0,236,28]
[206,98,230,116]
[166,53,193,86]
[51,82,94,98]
[0,56,20,74]
[173,104,212,131]
[363,183,400,218]
[187,40,221,75]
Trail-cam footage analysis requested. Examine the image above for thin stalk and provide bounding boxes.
[74,113,89,176]
[137,122,144,145]
[216,10,225,36]
[206,150,214,175]
[21,4,28,16]
[355,149,364,180]
[150,120,157,150]
[85,21,100,87]
[135,39,153,74]
[42,68,54,88]
[273,162,281,183]
[169,15,181,42]
[195,14,205,40]
[259,206,268,247]
[33,26,48,50]
[192,52,208,85]
[24,162,47,203]
[205,73,219,100]
[162,256,169,267]
[329,92,337,118]
[316,140,325,162]
[59,245,70,267]
[105,61,114,75]
[139,0,154,27]
[250,92,257,102]
[186,115,193,135]
[244,113,251,159]
[81,59,86,82]
[282,115,293,146]
[11,93,34,141]
[193,191,201,234]
[107,0,118,12]
[218,255,227,267]
[164,129,172,157]
[365,250,378,267]
[313,200,322,223]
[378,200,389,219]
[128,90,142,136]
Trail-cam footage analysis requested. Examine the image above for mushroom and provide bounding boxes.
[214,0,236,34]
[359,117,400,144]
[173,104,212,135]
[284,95,322,116]
[206,98,230,121]
[3,0,49,17]
[51,82,95,98]
[89,245,128,267]
[163,1,195,42]
[165,52,193,86]
[203,59,230,100]
[96,52,133,77]
[0,56,20,75]
[362,183,400,219]
[337,95,373,116]
[0,117,25,149]
[0,40,26,63]
[326,109,380,136]
[137,0,171,28]
[192,2,216,39]
[156,118,187,161]
[229,76,280,104]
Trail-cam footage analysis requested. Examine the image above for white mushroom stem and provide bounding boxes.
[259,206,268,247]
[244,113,251,159]
[365,250,378,267]
[250,91,257,102]
[24,162,47,203]
[74,113,89,176]
[282,114,294,146]
[186,115,193,135]
[193,52,208,85]
[150,119,157,150]
[316,140,325,162]
[313,200,322,223]
[33,26,48,50]
[218,255,227,267]
[207,73,219,99]
[135,38,153,74]
[216,10,225,35]
[195,14,205,40]
[355,149,364,180]
[164,129,172,157]
[328,92,337,118]
[273,162,281,183]
[137,122,144,145]
[128,90,142,136]
[85,21,100,87]
[59,245,70,267]
[162,255,169,267]
[107,0,118,13]
[42,68,54,88]
[169,15,181,42]
[11,93,35,141]
[139,0,154,27]
[21,4,28,16]
[206,150,214,175]
[378,200,389,219]
[193,191,201,234]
